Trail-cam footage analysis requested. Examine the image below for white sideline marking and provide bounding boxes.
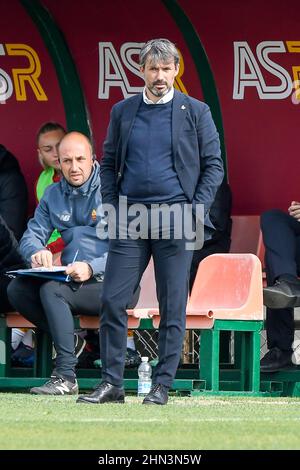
[170,399,299,406]
[183,417,300,422]
[4,416,300,424]
[38,417,300,424]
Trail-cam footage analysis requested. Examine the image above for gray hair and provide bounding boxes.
[139,38,180,68]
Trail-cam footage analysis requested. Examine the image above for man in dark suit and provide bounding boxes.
[77,38,224,405]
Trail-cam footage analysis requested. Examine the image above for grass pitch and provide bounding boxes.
[0,393,300,450]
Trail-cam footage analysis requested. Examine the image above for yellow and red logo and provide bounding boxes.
[0,43,47,102]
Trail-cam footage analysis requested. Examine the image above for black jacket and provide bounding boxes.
[0,215,25,274]
[0,144,28,240]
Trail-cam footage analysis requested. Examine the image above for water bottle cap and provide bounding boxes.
[141,357,148,362]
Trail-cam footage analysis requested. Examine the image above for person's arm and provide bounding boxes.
[0,215,25,268]
[0,170,28,240]
[100,105,120,207]
[192,104,224,216]
[20,196,55,265]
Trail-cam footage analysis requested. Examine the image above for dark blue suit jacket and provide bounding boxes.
[101,89,224,236]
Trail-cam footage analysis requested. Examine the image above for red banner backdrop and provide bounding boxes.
[1,0,299,216]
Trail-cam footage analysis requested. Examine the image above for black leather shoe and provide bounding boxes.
[142,384,169,405]
[263,279,300,309]
[76,381,125,404]
[260,347,293,372]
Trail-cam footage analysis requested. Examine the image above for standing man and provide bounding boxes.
[77,38,224,405]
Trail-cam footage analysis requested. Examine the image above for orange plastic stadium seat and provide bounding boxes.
[128,253,263,329]
[230,215,264,262]
[188,253,263,325]
[5,312,34,328]
[126,258,159,328]
[230,215,265,284]
[82,253,263,332]
[79,259,159,330]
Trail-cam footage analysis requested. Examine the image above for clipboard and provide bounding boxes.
[6,266,70,282]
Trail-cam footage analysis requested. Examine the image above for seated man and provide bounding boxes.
[260,203,300,372]
[8,132,109,395]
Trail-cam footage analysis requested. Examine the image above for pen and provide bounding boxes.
[66,249,79,282]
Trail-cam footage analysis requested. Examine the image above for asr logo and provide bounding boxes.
[98,42,188,99]
[0,43,47,102]
[233,41,300,102]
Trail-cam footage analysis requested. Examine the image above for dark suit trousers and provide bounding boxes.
[100,214,193,388]
[261,209,300,351]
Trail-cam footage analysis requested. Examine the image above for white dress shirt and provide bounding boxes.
[142,87,174,105]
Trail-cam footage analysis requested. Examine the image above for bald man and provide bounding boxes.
[8,132,109,395]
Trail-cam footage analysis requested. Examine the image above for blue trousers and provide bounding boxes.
[100,212,194,388]
[261,209,300,351]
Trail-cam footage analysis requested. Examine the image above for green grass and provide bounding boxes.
[1,394,300,450]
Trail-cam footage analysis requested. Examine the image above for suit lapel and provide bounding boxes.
[121,94,142,162]
[172,90,188,158]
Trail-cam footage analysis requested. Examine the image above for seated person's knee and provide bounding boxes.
[261,208,287,229]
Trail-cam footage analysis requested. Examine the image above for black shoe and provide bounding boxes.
[125,348,141,368]
[260,347,293,372]
[30,375,78,395]
[263,279,300,309]
[142,383,169,405]
[76,381,125,404]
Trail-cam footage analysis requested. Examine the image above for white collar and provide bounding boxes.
[143,87,174,105]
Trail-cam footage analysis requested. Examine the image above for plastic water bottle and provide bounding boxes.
[137,357,152,396]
